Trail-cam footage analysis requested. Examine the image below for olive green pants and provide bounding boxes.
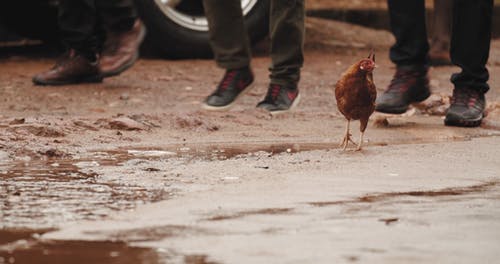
[202,0,305,86]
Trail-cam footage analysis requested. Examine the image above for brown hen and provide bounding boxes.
[335,53,377,151]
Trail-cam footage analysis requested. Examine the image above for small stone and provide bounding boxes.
[9,118,25,125]
[109,117,148,131]
[41,148,65,158]
[120,93,130,100]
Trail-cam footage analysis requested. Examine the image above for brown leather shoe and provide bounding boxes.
[99,19,146,78]
[32,50,102,85]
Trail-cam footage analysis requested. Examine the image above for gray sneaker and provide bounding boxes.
[257,83,301,115]
[202,67,254,111]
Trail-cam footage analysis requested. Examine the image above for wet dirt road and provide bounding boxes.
[39,137,500,263]
[1,17,500,263]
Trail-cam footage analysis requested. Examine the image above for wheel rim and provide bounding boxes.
[154,0,259,31]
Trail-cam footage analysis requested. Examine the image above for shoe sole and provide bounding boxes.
[99,24,146,78]
[267,93,302,116]
[444,115,483,127]
[375,90,431,114]
[201,82,255,111]
[33,75,103,86]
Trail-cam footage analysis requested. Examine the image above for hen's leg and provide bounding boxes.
[340,119,351,151]
[356,118,369,151]
[356,132,364,151]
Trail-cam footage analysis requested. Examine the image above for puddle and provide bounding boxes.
[0,143,312,230]
[0,229,219,264]
[0,239,166,264]
[0,144,307,230]
[0,154,167,229]
[0,229,54,245]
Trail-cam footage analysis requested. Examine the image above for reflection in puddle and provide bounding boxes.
[0,143,307,229]
[0,143,332,230]
[0,229,220,264]
[0,238,165,264]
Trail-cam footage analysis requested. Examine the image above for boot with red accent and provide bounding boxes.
[375,65,430,114]
[256,83,301,115]
[445,87,485,127]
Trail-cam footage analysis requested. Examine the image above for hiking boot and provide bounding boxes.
[202,67,254,110]
[376,65,431,114]
[444,87,485,127]
[99,19,146,78]
[32,50,102,85]
[256,83,301,115]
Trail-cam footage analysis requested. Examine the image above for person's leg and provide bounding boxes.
[58,0,99,60]
[202,0,251,70]
[376,0,430,114]
[445,0,493,127]
[32,0,102,85]
[429,0,452,65]
[95,0,145,77]
[450,0,492,93]
[268,0,305,87]
[388,0,428,66]
[95,0,137,32]
[257,0,304,114]
[201,0,254,110]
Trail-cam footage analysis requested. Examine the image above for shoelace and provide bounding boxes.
[270,84,281,99]
[451,88,481,108]
[263,84,281,102]
[386,70,421,93]
[217,70,238,93]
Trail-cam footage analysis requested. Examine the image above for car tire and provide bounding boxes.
[134,0,269,59]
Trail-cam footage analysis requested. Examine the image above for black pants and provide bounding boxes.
[203,0,305,86]
[58,0,137,56]
[388,0,493,92]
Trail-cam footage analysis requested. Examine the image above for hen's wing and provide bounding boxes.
[334,77,350,118]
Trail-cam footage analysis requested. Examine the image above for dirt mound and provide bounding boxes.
[305,17,394,51]
[172,113,219,132]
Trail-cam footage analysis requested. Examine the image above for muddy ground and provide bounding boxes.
[1,16,500,264]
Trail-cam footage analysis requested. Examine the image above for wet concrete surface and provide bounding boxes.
[36,137,500,263]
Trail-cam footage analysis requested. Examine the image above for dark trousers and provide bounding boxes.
[388,0,493,92]
[203,0,305,86]
[58,0,137,56]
